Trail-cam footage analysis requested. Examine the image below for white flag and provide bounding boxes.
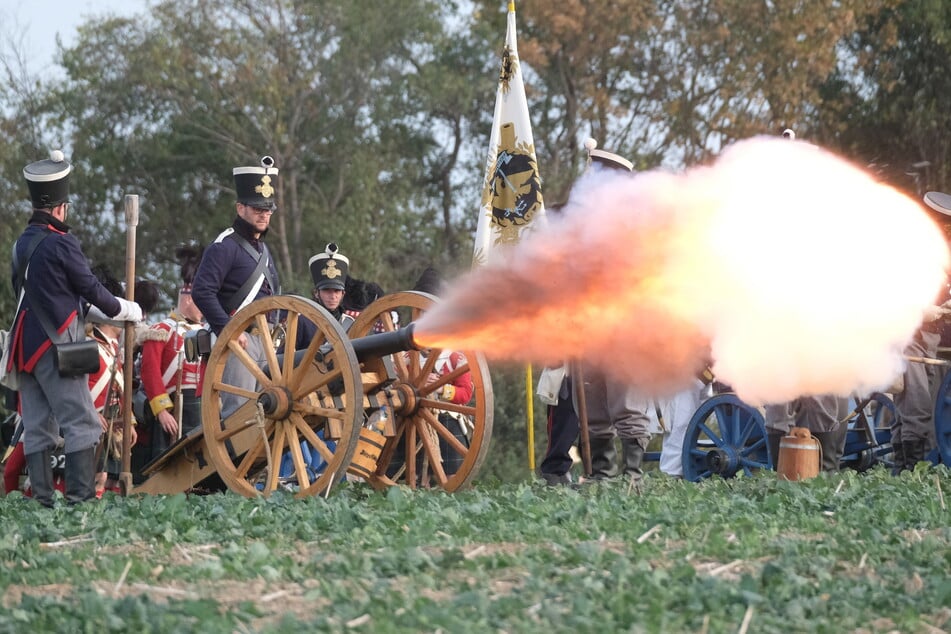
[472,1,546,267]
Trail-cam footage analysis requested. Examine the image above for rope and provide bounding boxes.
[251,401,272,492]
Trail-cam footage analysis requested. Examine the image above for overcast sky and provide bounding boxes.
[1,0,149,76]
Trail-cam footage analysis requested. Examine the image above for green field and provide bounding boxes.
[2,467,949,633]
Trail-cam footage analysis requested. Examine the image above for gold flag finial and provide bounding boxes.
[508,1,515,12]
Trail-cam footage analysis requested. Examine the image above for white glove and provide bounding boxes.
[113,297,144,322]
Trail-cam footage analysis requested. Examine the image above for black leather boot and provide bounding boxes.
[903,439,927,472]
[65,446,98,505]
[889,441,905,476]
[620,438,645,481]
[25,450,55,508]
[588,436,618,480]
[814,424,847,472]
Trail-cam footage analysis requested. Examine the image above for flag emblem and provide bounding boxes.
[481,123,543,245]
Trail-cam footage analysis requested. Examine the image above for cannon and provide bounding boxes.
[674,390,898,481]
[675,371,950,482]
[131,292,493,498]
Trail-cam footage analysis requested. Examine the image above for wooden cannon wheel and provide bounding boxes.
[349,291,494,492]
[201,295,363,498]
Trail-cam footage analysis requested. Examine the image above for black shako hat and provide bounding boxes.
[412,267,443,296]
[24,149,72,208]
[583,138,633,173]
[234,155,279,210]
[309,243,350,291]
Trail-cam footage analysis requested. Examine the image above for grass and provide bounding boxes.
[1,466,950,633]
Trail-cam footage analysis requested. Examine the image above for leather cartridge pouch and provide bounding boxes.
[183,326,214,362]
[55,340,101,377]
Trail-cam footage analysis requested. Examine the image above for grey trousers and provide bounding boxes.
[220,332,266,421]
[19,347,101,454]
[893,330,940,445]
[577,367,651,450]
[764,394,850,434]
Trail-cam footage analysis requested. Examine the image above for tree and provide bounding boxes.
[53,0,492,296]
[821,0,951,205]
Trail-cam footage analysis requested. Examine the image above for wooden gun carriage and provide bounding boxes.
[130,292,493,497]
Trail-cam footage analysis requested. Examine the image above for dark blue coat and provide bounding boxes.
[9,214,121,372]
[191,217,281,335]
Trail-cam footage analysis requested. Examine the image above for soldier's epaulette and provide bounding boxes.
[137,325,171,345]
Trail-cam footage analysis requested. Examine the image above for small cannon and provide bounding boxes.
[132,293,493,498]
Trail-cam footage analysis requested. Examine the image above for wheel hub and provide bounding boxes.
[390,382,417,417]
[705,447,739,476]
[257,387,294,419]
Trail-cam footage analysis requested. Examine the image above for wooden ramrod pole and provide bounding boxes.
[119,194,139,494]
[570,359,592,477]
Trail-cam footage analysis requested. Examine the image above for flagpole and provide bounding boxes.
[508,0,533,473]
[526,363,535,471]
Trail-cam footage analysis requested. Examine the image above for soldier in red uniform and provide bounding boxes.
[135,246,205,472]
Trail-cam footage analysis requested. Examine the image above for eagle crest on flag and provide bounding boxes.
[480,122,544,246]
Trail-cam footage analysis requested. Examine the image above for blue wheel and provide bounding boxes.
[933,371,951,464]
[841,393,895,471]
[681,394,770,482]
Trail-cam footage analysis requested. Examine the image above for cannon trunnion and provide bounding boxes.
[132,293,493,498]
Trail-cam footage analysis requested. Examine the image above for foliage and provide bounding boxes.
[821,0,951,214]
[2,467,950,632]
[1,0,935,303]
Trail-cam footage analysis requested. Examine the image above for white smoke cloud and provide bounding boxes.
[416,137,949,405]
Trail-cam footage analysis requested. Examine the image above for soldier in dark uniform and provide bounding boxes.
[9,150,143,506]
[191,156,281,420]
[308,243,353,330]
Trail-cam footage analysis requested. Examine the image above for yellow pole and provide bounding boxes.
[526,363,535,471]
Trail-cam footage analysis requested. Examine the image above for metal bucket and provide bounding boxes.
[347,428,386,479]
[776,427,820,481]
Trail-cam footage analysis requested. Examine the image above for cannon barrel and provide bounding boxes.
[306,323,422,367]
[270,324,422,376]
[350,323,421,362]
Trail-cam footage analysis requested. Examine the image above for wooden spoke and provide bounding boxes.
[287,329,326,395]
[406,421,417,489]
[414,351,441,390]
[418,407,468,456]
[282,311,300,379]
[226,338,271,387]
[389,348,410,383]
[407,349,422,377]
[235,435,267,479]
[415,415,448,486]
[417,359,470,395]
[285,424,311,489]
[211,382,261,401]
[263,423,288,494]
[290,412,330,457]
[418,398,476,418]
[294,363,344,400]
[379,310,397,332]
[214,400,262,442]
[256,313,282,381]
